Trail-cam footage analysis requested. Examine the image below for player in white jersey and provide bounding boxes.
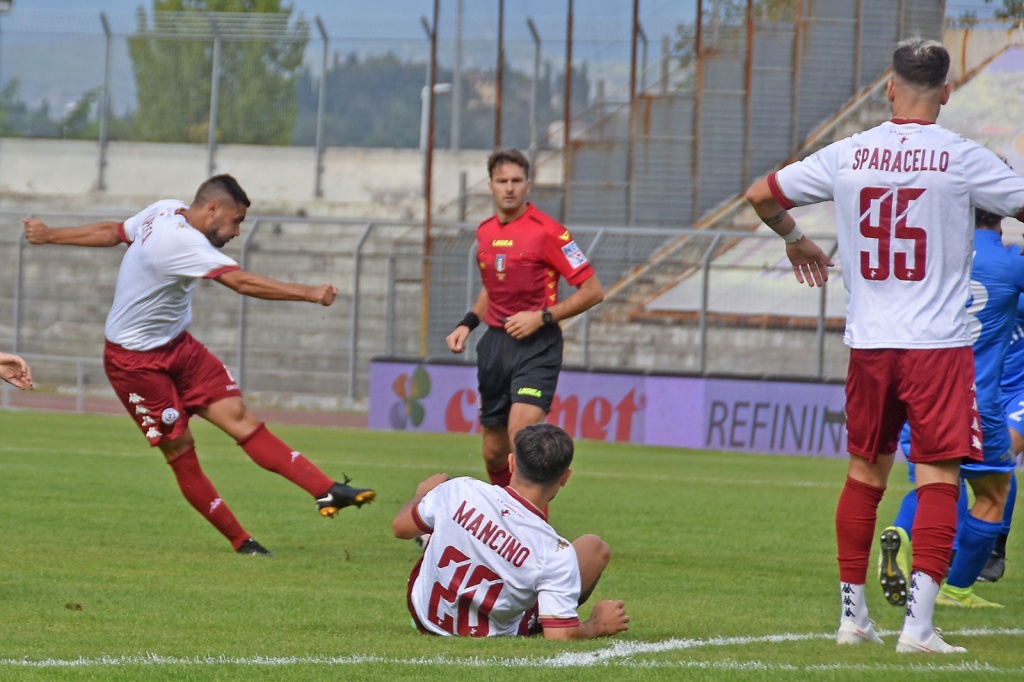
[392,423,629,639]
[747,39,1024,654]
[0,351,33,390]
[23,175,375,555]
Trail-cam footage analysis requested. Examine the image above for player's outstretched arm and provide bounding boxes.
[745,177,833,287]
[392,473,449,539]
[214,269,337,305]
[0,352,34,390]
[23,218,124,247]
[542,599,629,640]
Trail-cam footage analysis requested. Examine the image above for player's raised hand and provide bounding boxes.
[591,600,629,636]
[786,237,833,287]
[22,217,52,245]
[311,284,338,306]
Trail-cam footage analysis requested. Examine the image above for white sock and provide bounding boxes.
[839,582,870,628]
[901,571,940,641]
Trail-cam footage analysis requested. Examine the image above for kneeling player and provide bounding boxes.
[392,423,629,639]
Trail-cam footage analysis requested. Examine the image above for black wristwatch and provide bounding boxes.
[541,309,554,326]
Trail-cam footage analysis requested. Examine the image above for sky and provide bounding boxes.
[0,1,1010,115]
[1,2,1008,41]
[3,1,691,41]
[0,0,693,111]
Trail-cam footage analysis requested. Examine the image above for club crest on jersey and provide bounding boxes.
[162,408,180,425]
[561,241,588,268]
[495,254,506,272]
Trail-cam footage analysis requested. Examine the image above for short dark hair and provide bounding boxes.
[975,207,1003,228]
[194,174,251,208]
[892,39,949,90]
[487,148,530,180]
[513,423,574,485]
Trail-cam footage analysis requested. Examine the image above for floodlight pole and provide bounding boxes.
[419,0,440,359]
[561,0,574,223]
[451,0,463,151]
[495,0,505,148]
[627,0,639,225]
[526,18,541,174]
[97,12,112,191]
[0,0,11,203]
[314,16,328,198]
[207,16,222,178]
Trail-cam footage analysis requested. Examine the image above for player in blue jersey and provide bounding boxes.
[880,207,1024,608]
[988,298,1024,581]
[938,206,1024,606]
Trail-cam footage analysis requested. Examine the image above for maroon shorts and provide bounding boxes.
[845,346,982,464]
[104,332,242,447]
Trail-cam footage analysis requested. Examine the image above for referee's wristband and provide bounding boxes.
[457,312,480,331]
[782,226,804,244]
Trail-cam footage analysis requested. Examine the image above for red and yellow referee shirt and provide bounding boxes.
[476,203,594,328]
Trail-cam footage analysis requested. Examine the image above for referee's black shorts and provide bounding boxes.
[476,324,563,427]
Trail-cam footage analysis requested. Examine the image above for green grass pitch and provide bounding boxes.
[0,410,1021,680]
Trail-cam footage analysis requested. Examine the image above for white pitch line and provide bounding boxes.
[3,628,1022,670]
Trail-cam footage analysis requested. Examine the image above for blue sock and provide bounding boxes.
[945,513,1002,588]
[1003,472,1017,535]
[893,489,918,536]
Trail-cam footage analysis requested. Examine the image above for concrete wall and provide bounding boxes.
[0,139,559,221]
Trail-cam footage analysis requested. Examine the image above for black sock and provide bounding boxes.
[993,533,1008,558]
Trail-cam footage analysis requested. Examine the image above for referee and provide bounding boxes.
[446,148,604,487]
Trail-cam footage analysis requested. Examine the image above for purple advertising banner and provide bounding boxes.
[369,359,847,457]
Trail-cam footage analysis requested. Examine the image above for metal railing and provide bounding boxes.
[2,208,846,414]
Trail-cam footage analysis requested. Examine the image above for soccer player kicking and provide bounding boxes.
[392,423,629,639]
[747,39,1024,654]
[24,175,375,555]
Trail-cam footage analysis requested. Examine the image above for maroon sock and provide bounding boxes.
[487,464,512,487]
[911,482,960,584]
[238,423,333,497]
[835,476,885,584]
[167,448,249,550]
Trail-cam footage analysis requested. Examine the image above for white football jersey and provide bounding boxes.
[104,200,239,350]
[771,119,1024,349]
[409,477,581,637]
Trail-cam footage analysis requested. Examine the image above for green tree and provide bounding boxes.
[986,0,1024,26]
[129,0,308,144]
[60,88,101,139]
[292,52,583,151]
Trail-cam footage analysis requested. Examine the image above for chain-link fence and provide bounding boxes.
[560,0,946,227]
[1,207,846,413]
[0,3,692,202]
